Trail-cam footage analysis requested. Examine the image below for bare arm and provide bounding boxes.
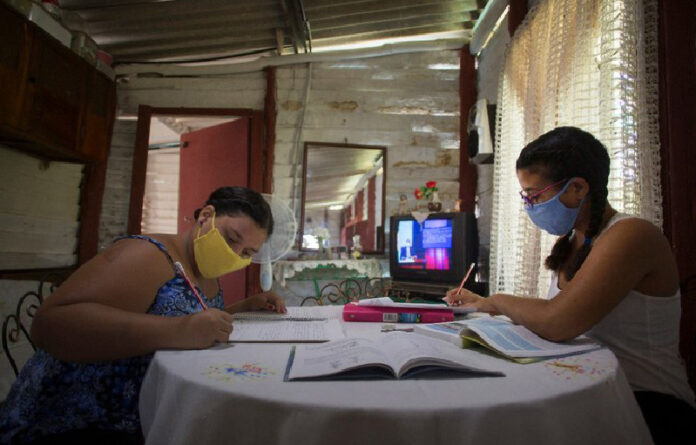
[31,239,233,362]
[446,219,678,341]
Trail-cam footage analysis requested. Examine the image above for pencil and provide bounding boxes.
[175,261,208,310]
[456,262,476,296]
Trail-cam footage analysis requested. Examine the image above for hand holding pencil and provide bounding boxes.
[443,262,483,309]
[455,263,476,298]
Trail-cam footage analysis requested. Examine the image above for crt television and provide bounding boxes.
[389,212,478,285]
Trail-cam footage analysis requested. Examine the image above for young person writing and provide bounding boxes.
[445,127,695,444]
[0,186,286,444]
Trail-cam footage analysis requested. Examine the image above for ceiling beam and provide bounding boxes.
[310,25,472,49]
[86,9,283,36]
[63,0,278,21]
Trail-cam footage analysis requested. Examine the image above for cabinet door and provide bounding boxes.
[79,71,116,161]
[0,5,31,129]
[21,30,88,155]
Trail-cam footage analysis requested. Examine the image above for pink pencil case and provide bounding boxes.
[342,303,454,323]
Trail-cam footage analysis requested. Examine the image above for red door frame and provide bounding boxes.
[127,106,269,297]
[459,0,528,210]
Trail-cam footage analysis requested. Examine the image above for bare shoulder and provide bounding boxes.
[592,216,678,295]
[45,235,178,311]
[598,217,668,252]
[101,234,177,264]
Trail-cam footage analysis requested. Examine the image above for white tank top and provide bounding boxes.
[547,213,695,407]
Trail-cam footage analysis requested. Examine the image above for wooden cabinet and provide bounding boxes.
[0,3,115,162]
[80,70,116,161]
[21,31,88,155]
[0,5,31,129]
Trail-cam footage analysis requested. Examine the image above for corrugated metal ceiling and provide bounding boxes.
[59,0,489,64]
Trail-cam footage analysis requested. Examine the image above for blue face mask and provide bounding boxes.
[524,181,583,235]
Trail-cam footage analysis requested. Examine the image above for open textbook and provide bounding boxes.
[285,331,505,381]
[413,316,601,362]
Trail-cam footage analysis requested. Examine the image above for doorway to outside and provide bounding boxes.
[128,106,268,305]
[141,115,250,234]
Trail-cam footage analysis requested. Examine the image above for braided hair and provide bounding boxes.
[194,186,274,236]
[516,127,610,281]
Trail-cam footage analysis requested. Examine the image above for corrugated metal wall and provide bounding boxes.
[0,145,82,269]
[117,73,266,115]
[98,120,138,249]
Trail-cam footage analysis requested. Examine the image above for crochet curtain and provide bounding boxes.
[490,0,661,297]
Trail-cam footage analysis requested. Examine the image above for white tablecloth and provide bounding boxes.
[139,307,652,445]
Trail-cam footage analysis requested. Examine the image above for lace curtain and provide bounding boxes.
[490,0,660,297]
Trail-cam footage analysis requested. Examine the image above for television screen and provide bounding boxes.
[395,218,453,271]
[389,212,478,286]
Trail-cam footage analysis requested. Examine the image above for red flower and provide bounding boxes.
[414,188,423,200]
[426,181,437,189]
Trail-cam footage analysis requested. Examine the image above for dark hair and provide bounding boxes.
[515,126,610,281]
[194,187,274,236]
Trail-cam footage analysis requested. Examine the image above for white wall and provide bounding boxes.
[98,120,138,249]
[116,74,266,116]
[477,15,510,104]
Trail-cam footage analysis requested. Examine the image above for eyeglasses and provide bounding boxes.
[519,178,568,208]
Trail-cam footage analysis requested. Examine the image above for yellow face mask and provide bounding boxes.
[193,212,252,278]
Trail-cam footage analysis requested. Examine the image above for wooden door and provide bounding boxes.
[178,118,250,305]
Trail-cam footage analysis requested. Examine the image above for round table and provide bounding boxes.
[139,307,652,445]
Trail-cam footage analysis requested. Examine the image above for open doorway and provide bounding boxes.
[128,106,269,305]
[141,116,242,234]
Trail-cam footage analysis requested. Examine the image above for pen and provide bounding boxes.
[174,261,208,311]
[456,262,476,296]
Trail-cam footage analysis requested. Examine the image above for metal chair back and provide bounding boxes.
[2,274,64,376]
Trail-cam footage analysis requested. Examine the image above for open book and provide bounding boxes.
[285,331,505,380]
[413,317,601,363]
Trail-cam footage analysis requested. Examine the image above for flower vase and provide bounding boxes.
[427,191,442,212]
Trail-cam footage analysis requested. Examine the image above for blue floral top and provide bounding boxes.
[0,236,223,444]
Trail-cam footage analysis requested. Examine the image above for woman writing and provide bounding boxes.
[445,127,694,444]
[0,186,285,444]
